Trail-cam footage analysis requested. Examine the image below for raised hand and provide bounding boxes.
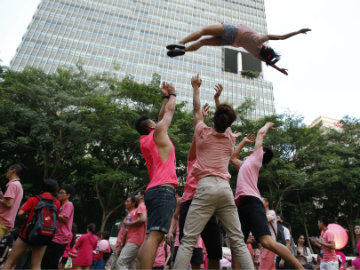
[214,84,223,98]
[298,28,311,34]
[161,81,169,96]
[202,103,210,118]
[243,134,256,144]
[191,74,202,88]
[166,82,176,95]
[279,68,288,75]
[266,122,275,130]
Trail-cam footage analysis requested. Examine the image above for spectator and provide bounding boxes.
[311,216,338,270]
[0,164,25,239]
[152,239,171,270]
[72,223,98,270]
[42,185,75,269]
[2,178,60,270]
[92,231,111,270]
[296,235,313,269]
[59,223,78,270]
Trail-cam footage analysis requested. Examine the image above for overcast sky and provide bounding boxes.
[1,0,359,124]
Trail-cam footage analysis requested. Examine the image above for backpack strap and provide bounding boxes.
[269,222,278,239]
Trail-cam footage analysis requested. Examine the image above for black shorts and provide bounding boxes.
[237,196,271,241]
[145,185,177,234]
[179,200,222,260]
[172,246,204,266]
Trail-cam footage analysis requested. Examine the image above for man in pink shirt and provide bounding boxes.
[173,74,253,270]
[42,185,75,269]
[231,122,304,270]
[117,193,147,270]
[311,216,338,270]
[0,163,25,239]
[135,82,178,269]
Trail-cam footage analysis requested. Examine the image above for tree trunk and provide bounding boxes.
[297,191,314,253]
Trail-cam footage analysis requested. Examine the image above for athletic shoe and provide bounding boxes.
[167,48,185,57]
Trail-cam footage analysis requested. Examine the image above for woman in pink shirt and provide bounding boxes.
[72,223,98,270]
[166,24,310,75]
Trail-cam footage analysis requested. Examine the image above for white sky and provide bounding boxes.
[1,0,359,124]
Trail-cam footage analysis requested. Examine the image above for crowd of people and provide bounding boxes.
[0,77,359,270]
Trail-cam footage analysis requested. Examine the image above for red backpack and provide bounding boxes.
[26,195,58,245]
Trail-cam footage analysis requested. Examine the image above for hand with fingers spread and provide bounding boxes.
[166,82,176,96]
[202,103,210,118]
[243,134,256,144]
[214,84,223,98]
[191,74,202,89]
[161,81,169,97]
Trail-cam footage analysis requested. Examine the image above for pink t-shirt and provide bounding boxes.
[127,203,147,246]
[357,239,360,258]
[352,258,360,270]
[140,130,178,191]
[232,24,269,57]
[153,241,171,267]
[234,147,263,205]
[73,232,98,266]
[52,201,74,244]
[0,180,23,228]
[182,160,199,202]
[192,121,235,181]
[321,230,337,262]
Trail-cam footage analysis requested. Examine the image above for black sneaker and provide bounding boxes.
[166,43,186,50]
[167,48,185,57]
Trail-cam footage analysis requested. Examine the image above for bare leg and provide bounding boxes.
[259,235,304,270]
[185,37,221,52]
[208,258,220,270]
[30,245,47,270]
[2,238,28,270]
[136,231,164,269]
[180,24,224,44]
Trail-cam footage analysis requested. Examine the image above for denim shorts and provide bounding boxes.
[220,24,238,46]
[144,185,177,234]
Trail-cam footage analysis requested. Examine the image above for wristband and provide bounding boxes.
[169,94,176,97]
[162,96,169,99]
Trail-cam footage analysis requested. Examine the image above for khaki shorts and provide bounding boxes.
[0,218,11,239]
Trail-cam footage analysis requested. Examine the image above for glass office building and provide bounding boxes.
[10,0,275,119]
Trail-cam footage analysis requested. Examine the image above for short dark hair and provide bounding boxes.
[42,179,59,195]
[263,197,272,208]
[282,221,291,229]
[318,216,329,226]
[60,185,74,198]
[262,147,274,165]
[213,104,237,133]
[8,163,26,177]
[102,230,110,240]
[135,116,152,135]
[260,46,281,66]
[129,195,136,204]
[138,190,145,196]
[87,223,96,234]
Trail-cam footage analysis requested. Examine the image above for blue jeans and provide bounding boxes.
[144,185,176,234]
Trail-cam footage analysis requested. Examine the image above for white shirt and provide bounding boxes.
[283,226,291,241]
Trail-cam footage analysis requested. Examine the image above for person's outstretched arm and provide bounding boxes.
[192,74,203,127]
[270,64,288,75]
[267,28,311,40]
[154,82,176,161]
[230,134,256,171]
[158,82,169,122]
[214,83,223,109]
[254,122,275,151]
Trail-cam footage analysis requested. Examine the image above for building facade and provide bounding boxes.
[10,0,275,119]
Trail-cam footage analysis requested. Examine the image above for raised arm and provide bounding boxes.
[267,28,311,40]
[214,84,223,109]
[230,134,256,171]
[158,82,169,122]
[254,122,275,151]
[191,74,203,127]
[154,82,176,160]
[271,63,288,76]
